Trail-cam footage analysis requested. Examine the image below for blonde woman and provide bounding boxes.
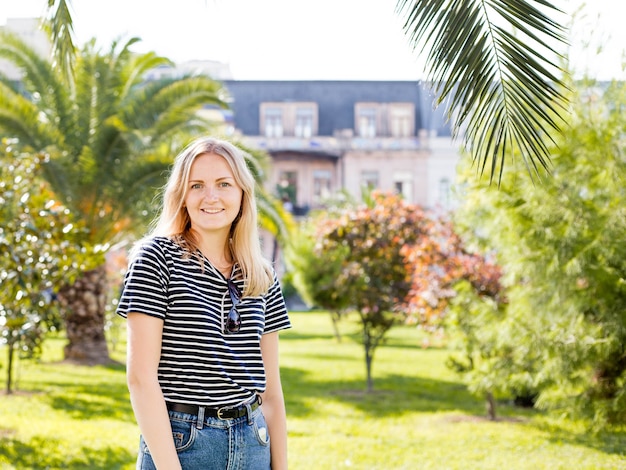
[117,137,291,469]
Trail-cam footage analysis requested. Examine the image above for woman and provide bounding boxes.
[117,137,291,469]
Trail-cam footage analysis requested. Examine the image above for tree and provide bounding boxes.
[0,141,97,391]
[452,79,626,427]
[396,0,569,181]
[313,192,435,391]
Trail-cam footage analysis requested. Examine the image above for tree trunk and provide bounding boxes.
[330,311,342,343]
[6,340,15,394]
[486,391,497,420]
[365,344,374,393]
[58,265,112,365]
[363,326,375,393]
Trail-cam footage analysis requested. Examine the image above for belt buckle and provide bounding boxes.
[217,406,229,420]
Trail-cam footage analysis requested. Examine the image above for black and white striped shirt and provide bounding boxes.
[116,236,291,407]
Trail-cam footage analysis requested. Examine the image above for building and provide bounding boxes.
[222,80,461,215]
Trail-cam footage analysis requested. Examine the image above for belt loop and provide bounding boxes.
[196,406,205,430]
[245,403,253,425]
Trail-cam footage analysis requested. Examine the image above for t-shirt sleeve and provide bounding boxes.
[116,239,169,320]
[263,270,292,334]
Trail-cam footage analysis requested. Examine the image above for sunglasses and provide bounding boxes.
[225,278,242,334]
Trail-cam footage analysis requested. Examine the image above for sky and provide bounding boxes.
[1,0,624,81]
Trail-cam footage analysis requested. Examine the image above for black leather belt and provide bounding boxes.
[166,395,261,420]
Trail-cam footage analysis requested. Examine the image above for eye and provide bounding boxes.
[190,183,203,189]
[219,181,232,188]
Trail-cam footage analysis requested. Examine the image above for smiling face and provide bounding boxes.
[184,152,243,239]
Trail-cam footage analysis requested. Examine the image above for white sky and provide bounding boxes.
[1,0,624,81]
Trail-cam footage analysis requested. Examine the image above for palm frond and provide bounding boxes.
[397,0,569,182]
[118,43,173,99]
[0,32,74,148]
[0,81,60,148]
[123,76,228,139]
[43,0,76,87]
[256,188,295,243]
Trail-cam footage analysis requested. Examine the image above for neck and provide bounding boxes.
[196,235,233,269]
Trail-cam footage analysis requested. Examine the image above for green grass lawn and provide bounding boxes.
[0,311,625,469]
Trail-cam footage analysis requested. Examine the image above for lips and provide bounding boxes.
[201,208,224,214]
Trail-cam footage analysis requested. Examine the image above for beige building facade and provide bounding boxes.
[224,80,461,216]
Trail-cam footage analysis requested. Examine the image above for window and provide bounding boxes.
[438,178,451,208]
[393,171,413,201]
[312,170,332,204]
[264,107,283,137]
[261,102,317,137]
[389,105,413,137]
[295,107,314,138]
[357,108,377,137]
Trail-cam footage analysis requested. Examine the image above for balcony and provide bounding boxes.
[243,134,426,154]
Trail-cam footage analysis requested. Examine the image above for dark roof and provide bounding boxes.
[222,80,451,137]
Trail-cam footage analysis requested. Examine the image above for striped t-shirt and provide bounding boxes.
[116,236,291,407]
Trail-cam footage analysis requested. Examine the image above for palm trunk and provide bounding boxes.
[58,265,112,365]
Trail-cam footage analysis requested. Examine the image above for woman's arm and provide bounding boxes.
[260,331,288,470]
[127,313,182,470]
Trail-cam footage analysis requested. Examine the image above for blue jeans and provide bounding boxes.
[136,406,271,470]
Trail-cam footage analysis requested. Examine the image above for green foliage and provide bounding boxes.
[0,141,100,392]
[452,80,626,428]
[446,280,537,406]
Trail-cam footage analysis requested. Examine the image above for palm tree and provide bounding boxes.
[0,28,233,364]
[396,0,569,182]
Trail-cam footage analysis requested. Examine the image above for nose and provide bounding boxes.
[204,186,219,201]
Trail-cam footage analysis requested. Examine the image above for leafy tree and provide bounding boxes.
[452,79,626,427]
[396,0,569,181]
[0,141,97,392]
[291,190,506,399]
[312,192,436,391]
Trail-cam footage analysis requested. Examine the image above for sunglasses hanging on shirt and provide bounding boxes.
[225,278,242,334]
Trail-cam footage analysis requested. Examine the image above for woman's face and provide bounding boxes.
[184,152,243,239]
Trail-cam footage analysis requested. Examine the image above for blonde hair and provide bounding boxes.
[151,136,273,296]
